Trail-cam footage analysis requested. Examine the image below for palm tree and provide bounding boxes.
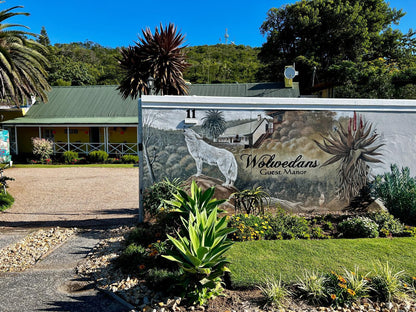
[117,23,189,98]
[201,110,226,140]
[0,6,50,107]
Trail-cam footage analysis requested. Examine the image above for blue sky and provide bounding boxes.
[4,0,416,48]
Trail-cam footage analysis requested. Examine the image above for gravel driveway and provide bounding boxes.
[0,167,139,229]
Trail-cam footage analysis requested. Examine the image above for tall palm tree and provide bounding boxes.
[117,23,190,98]
[201,110,227,140]
[0,6,50,107]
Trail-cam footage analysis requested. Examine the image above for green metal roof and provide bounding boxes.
[189,82,300,97]
[2,83,300,126]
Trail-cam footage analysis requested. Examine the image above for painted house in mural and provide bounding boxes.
[1,82,299,156]
[217,115,273,148]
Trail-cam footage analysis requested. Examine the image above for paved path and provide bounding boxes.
[0,167,140,311]
[0,230,130,312]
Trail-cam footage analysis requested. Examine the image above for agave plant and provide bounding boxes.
[118,23,189,98]
[164,180,226,218]
[315,112,383,202]
[163,205,234,305]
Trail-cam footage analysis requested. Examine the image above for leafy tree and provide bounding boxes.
[201,110,226,140]
[259,0,413,95]
[38,26,50,47]
[184,44,263,83]
[117,23,190,98]
[46,41,123,86]
[0,5,50,106]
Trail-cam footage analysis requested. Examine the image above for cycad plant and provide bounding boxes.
[118,23,189,98]
[315,112,383,202]
[0,6,50,106]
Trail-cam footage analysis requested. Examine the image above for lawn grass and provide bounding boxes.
[12,163,136,168]
[227,237,416,288]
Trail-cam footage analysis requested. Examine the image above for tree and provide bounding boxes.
[259,0,412,94]
[38,26,50,47]
[0,6,50,106]
[201,110,226,140]
[118,23,190,186]
[117,23,190,99]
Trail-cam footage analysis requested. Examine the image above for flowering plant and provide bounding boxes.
[31,137,53,161]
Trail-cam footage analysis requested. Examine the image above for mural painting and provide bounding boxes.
[141,107,414,213]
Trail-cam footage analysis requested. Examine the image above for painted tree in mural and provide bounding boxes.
[0,6,50,107]
[118,23,190,184]
[201,110,226,140]
[314,112,384,202]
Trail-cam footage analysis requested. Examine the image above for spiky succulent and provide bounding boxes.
[117,23,189,99]
[315,112,384,202]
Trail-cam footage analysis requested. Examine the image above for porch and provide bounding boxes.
[5,125,138,156]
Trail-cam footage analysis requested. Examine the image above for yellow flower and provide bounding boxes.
[244,214,248,218]
[338,276,347,284]
[404,284,408,288]
[331,294,336,300]
[338,283,347,289]
[254,223,258,227]
[412,276,416,280]
[347,289,356,296]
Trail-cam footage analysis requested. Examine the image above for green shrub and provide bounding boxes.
[366,211,404,237]
[87,150,108,163]
[337,216,379,238]
[266,209,311,240]
[372,164,416,225]
[143,178,183,218]
[0,192,14,211]
[107,157,122,164]
[229,209,313,241]
[63,151,78,164]
[121,155,138,164]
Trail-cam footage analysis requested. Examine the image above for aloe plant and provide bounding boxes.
[233,186,270,216]
[163,206,235,304]
[164,180,226,218]
[315,112,383,202]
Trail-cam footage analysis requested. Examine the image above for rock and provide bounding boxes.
[366,198,388,212]
[184,175,238,212]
